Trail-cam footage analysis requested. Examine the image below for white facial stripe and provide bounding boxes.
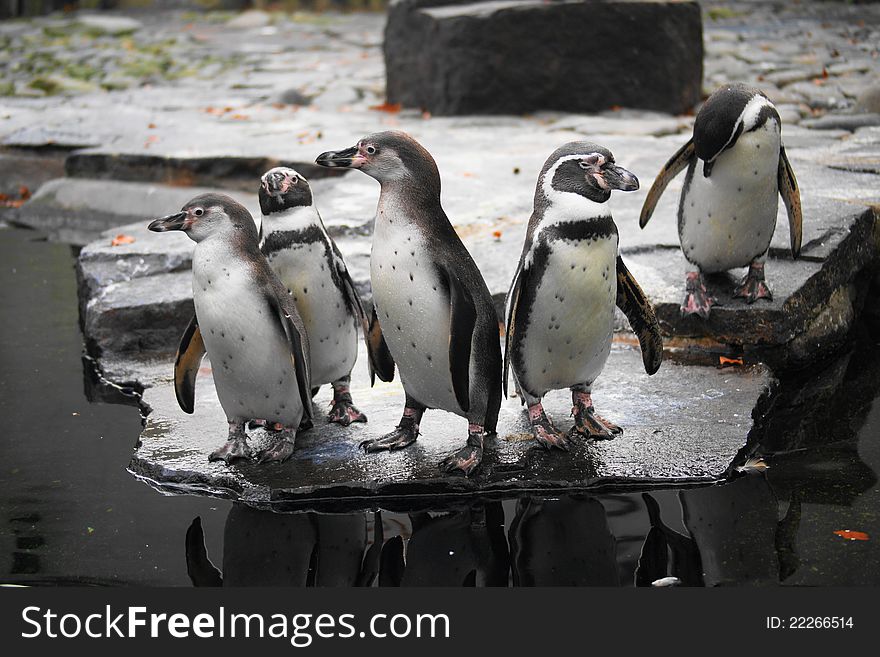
[711,93,775,163]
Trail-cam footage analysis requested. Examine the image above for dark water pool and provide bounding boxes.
[1,225,878,586]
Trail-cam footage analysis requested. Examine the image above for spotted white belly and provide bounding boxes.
[266,242,358,386]
[371,218,460,414]
[517,235,618,396]
[680,123,780,272]
[192,245,302,426]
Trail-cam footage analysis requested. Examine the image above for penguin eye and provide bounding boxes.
[193,208,204,217]
[365,145,377,155]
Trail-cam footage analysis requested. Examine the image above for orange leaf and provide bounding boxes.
[719,356,744,366]
[111,234,136,247]
[492,230,502,240]
[369,102,402,113]
[834,530,869,541]
[19,186,31,200]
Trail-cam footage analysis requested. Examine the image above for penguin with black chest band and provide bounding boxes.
[639,84,803,318]
[316,131,502,476]
[504,143,662,448]
[148,193,313,464]
[258,166,369,427]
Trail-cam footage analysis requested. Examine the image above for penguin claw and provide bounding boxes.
[328,400,368,426]
[360,425,418,453]
[208,437,252,464]
[439,445,483,476]
[680,272,717,319]
[256,438,295,463]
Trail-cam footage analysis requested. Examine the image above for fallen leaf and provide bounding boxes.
[492,230,502,240]
[719,356,744,366]
[111,234,136,247]
[369,101,402,113]
[147,122,157,129]
[834,530,869,541]
[19,186,30,200]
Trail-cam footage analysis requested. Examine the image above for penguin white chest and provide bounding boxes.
[265,241,357,385]
[681,123,781,272]
[371,216,459,413]
[192,246,302,426]
[516,234,618,396]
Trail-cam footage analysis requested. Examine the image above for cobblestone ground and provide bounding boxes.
[0,2,877,150]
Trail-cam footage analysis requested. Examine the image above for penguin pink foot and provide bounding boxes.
[256,425,296,463]
[680,271,717,319]
[528,403,571,451]
[327,383,367,426]
[568,392,621,441]
[360,410,421,453]
[734,262,773,304]
[209,421,253,464]
[439,426,485,476]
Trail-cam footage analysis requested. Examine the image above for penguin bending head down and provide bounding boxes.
[258,166,369,427]
[149,193,313,464]
[316,131,502,476]
[639,83,803,318]
[505,143,662,448]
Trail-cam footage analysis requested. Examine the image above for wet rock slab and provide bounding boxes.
[129,343,772,508]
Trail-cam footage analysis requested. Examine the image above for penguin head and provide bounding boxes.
[148,193,258,244]
[539,142,639,205]
[316,131,441,190]
[259,166,313,215]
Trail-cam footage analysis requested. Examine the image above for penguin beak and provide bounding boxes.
[315,145,361,168]
[599,165,640,192]
[148,211,188,232]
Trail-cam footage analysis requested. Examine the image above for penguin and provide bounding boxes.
[258,166,368,426]
[148,193,313,464]
[316,131,502,476]
[639,83,803,318]
[504,143,663,448]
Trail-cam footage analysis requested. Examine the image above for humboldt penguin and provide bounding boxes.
[148,193,313,464]
[258,166,368,426]
[639,83,803,318]
[504,142,662,448]
[316,131,502,476]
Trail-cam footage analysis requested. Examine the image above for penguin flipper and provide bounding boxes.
[777,145,802,258]
[367,305,395,385]
[639,138,695,228]
[615,256,663,375]
[174,314,206,414]
[503,263,526,399]
[265,290,314,420]
[437,262,477,413]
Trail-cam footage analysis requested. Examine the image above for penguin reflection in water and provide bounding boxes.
[149,194,313,464]
[505,143,663,448]
[258,166,369,427]
[639,84,803,318]
[316,131,502,476]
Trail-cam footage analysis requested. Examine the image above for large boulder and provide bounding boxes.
[384,0,703,116]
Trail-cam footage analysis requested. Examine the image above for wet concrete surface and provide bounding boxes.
[127,340,772,508]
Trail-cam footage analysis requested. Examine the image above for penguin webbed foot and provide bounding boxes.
[531,415,572,451]
[569,398,622,442]
[256,430,296,463]
[680,272,717,319]
[360,418,418,453]
[328,399,368,426]
[208,434,252,464]
[439,438,483,477]
[734,263,773,304]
